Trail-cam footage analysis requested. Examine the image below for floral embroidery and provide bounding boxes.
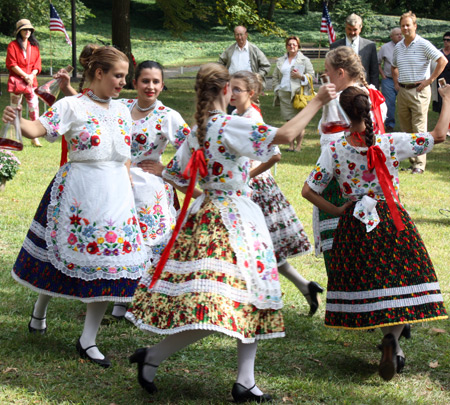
[69,112,102,151]
[43,107,61,138]
[138,190,171,242]
[249,122,272,156]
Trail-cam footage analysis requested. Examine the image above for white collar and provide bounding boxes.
[235,41,249,51]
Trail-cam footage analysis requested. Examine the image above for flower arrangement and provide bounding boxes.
[0,148,21,183]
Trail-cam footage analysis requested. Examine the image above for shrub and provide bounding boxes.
[0,148,21,182]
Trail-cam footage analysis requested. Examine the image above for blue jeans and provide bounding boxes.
[381,77,397,129]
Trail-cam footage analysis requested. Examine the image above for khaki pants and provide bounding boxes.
[397,86,431,171]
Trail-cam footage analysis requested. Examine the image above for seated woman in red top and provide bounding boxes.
[6,19,42,147]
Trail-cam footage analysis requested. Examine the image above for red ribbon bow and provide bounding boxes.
[368,88,385,134]
[149,148,207,289]
[367,145,404,234]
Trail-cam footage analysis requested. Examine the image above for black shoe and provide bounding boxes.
[28,313,47,335]
[304,281,324,316]
[397,355,405,373]
[76,338,111,368]
[400,324,411,340]
[232,383,272,403]
[129,348,158,394]
[378,333,397,381]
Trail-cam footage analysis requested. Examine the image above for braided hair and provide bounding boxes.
[194,63,230,147]
[78,44,129,92]
[339,86,375,148]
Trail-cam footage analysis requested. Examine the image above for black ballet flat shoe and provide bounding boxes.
[231,383,272,403]
[378,333,398,381]
[400,324,411,340]
[304,281,324,316]
[129,348,158,394]
[28,313,47,335]
[76,338,111,368]
[397,355,406,374]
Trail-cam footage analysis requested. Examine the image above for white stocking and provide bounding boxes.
[79,301,109,360]
[277,262,310,296]
[142,330,214,382]
[236,341,263,395]
[111,302,128,318]
[30,294,52,329]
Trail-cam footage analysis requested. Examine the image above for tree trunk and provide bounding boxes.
[300,0,310,15]
[112,0,134,88]
[266,0,276,21]
[254,0,262,16]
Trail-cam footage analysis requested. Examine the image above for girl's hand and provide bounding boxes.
[335,201,353,216]
[138,160,165,177]
[316,83,336,105]
[2,106,20,123]
[54,69,71,91]
[438,83,450,101]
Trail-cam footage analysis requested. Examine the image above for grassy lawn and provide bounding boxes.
[0,74,449,404]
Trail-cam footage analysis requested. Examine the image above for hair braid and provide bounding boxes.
[194,63,230,147]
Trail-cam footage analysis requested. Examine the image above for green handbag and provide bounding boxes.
[292,75,316,110]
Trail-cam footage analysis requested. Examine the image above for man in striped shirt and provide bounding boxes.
[392,11,448,174]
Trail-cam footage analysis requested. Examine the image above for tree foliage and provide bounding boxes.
[332,0,376,35]
[0,0,93,36]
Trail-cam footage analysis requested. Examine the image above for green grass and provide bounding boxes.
[0,75,450,404]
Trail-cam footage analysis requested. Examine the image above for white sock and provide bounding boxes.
[142,330,214,382]
[111,303,128,318]
[79,301,109,360]
[30,294,52,330]
[236,341,263,396]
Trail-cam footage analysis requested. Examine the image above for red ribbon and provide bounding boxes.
[149,148,207,289]
[367,145,405,234]
[59,137,68,167]
[368,88,385,134]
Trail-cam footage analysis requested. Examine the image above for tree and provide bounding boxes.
[0,0,92,36]
[332,0,376,35]
[111,0,134,88]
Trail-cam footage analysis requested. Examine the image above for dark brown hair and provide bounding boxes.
[194,63,230,147]
[339,86,374,148]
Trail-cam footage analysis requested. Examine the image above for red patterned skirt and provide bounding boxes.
[325,201,448,329]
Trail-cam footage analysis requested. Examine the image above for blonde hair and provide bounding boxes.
[194,63,230,148]
[326,46,368,88]
[231,70,263,103]
[400,11,417,25]
[78,44,129,92]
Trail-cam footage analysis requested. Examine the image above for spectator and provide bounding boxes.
[218,25,270,89]
[378,28,403,132]
[392,11,448,174]
[431,31,450,113]
[330,13,379,88]
[272,35,315,151]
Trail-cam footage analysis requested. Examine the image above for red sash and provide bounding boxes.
[149,148,207,289]
[367,145,404,233]
[368,88,385,134]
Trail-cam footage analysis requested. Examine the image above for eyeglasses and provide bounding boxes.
[444,38,450,42]
[232,87,249,95]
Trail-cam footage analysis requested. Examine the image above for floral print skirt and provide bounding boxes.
[250,172,311,264]
[325,201,448,329]
[12,164,149,303]
[126,197,285,343]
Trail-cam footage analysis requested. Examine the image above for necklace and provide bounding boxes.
[136,101,156,112]
[208,109,225,115]
[86,89,111,103]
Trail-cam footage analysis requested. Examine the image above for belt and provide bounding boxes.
[399,82,420,89]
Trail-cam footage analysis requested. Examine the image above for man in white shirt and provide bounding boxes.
[392,11,448,174]
[330,14,379,88]
[378,28,403,132]
[218,26,270,86]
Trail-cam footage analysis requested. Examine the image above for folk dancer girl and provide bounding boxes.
[3,45,150,368]
[125,63,336,401]
[302,85,449,381]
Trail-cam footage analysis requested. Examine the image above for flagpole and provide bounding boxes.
[49,0,53,76]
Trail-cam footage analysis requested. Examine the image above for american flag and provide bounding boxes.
[320,2,336,44]
[50,3,72,46]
